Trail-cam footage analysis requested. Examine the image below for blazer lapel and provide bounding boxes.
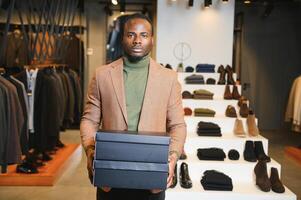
[138,58,159,131]
[109,59,128,125]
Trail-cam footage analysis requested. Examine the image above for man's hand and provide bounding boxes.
[86,145,111,192]
[167,153,178,188]
[86,145,95,184]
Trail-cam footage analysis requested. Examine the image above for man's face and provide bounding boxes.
[122,18,153,61]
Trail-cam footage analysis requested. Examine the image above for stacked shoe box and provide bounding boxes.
[165,67,297,200]
[93,130,170,190]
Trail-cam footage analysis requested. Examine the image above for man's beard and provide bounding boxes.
[124,52,145,63]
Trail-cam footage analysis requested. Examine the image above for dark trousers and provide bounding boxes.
[97,188,165,200]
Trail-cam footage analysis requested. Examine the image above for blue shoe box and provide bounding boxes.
[93,130,170,190]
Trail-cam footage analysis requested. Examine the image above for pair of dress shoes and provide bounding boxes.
[170,162,192,189]
[244,140,270,162]
[254,161,285,193]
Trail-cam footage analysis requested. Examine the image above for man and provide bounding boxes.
[80,13,186,200]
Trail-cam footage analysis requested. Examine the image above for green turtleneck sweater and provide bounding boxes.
[123,55,150,131]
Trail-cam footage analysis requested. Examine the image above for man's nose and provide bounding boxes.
[133,36,142,45]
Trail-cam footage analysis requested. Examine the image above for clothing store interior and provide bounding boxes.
[0,0,301,199]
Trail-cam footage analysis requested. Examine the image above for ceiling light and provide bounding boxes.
[244,0,251,4]
[112,0,118,5]
[204,0,212,8]
[120,1,125,14]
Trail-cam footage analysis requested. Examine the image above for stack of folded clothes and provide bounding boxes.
[197,121,221,136]
[185,74,205,84]
[194,108,216,117]
[201,170,233,191]
[196,64,216,73]
[193,89,214,100]
[197,148,226,161]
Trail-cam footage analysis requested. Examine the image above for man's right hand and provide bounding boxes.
[86,145,111,192]
[86,145,95,184]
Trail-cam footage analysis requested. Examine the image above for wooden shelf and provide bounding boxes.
[0,144,81,186]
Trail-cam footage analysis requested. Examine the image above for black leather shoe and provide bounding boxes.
[16,162,38,174]
[243,140,257,162]
[180,162,192,189]
[180,150,187,160]
[225,65,235,85]
[42,152,52,161]
[56,140,65,148]
[170,164,178,188]
[217,65,226,85]
[254,141,271,162]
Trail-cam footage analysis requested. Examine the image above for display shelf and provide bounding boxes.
[184,116,258,134]
[184,134,269,155]
[0,144,81,186]
[183,99,248,116]
[176,156,281,183]
[181,84,242,99]
[166,181,296,200]
[177,72,237,85]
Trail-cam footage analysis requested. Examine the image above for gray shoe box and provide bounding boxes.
[95,130,170,163]
[93,160,168,190]
[93,130,170,190]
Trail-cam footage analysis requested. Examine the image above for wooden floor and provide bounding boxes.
[0,144,80,186]
[285,146,301,165]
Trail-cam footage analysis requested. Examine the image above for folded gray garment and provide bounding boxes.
[185,74,205,81]
[186,80,205,84]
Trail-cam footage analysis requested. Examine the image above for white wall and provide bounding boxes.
[156,0,235,69]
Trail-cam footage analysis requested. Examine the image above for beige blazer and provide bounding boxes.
[80,58,187,155]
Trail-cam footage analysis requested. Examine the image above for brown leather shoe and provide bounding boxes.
[247,110,259,136]
[238,96,248,107]
[270,167,285,193]
[233,119,246,137]
[184,107,192,116]
[182,91,193,99]
[254,160,271,192]
[225,105,237,118]
[232,85,241,100]
[239,102,249,118]
[224,85,232,100]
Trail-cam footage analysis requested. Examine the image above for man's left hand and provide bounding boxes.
[167,153,177,188]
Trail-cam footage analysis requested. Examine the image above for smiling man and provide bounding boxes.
[80,13,186,200]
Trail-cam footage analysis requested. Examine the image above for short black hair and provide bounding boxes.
[123,13,153,36]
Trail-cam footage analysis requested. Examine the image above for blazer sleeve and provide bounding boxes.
[80,72,102,151]
[166,74,187,157]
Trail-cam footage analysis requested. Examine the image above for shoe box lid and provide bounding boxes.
[95,130,170,163]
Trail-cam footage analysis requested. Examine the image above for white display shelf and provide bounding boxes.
[177,70,296,200]
[181,84,242,99]
[175,156,281,183]
[184,134,268,155]
[177,72,237,85]
[184,116,258,135]
[183,99,248,116]
[166,182,296,200]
